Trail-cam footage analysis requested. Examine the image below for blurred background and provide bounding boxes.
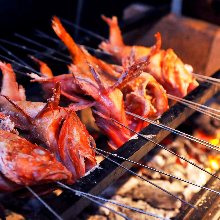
[1,0,220,76]
[2,0,220,36]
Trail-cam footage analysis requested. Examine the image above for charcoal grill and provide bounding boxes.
[0,69,218,220]
[48,71,220,220]
[1,1,220,219]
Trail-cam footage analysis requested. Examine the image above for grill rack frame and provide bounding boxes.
[1,70,218,220]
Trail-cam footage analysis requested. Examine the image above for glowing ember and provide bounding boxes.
[53,189,63,196]
[208,134,220,171]
[210,138,219,146]
[208,155,220,171]
[194,129,220,147]
[194,129,220,171]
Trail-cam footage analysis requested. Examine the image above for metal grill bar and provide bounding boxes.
[176,170,220,220]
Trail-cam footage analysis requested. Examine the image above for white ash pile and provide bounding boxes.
[78,134,218,220]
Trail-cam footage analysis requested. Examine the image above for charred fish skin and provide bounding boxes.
[0,61,97,184]
[0,129,72,186]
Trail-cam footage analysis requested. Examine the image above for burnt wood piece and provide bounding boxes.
[124,13,220,76]
[2,70,220,220]
[175,169,220,220]
[183,0,220,26]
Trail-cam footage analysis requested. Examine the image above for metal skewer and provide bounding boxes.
[27,184,130,220]
[35,29,63,44]
[0,55,34,77]
[95,149,196,209]
[167,94,220,113]
[35,29,112,57]
[95,147,220,196]
[82,195,131,220]
[57,182,170,220]
[168,94,220,121]
[76,192,131,220]
[74,0,84,40]
[0,39,70,65]
[15,33,72,61]
[126,111,220,152]
[112,118,220,182]
[26,186,63,220]
[0,45,36,72]
[168,94,220,113]
[193,73,220,86]
[61,17,107,41]
[0,54,41,76]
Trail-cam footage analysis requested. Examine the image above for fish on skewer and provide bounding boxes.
[32,17,132,149]
[122,72,168,131]
[0,113,72,191]
[119,52,169,131]
[27,16,197,147]
[100,16,199,98]
[52,16,122,79]
[0,129,73,186]
[0,62,96,182]
[31,55,162,134]
[31,17,168,140]
[0,15,217,220]
[0,120,167,219]
[99,16,151,61]
[29,56,95,110]
[68,62,132,149]
[31,56,158,145]
[29,16,121,100]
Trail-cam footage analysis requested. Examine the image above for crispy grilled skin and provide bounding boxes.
[0,129,73,186]
[100,16,199,98]
[0,62,97,183]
